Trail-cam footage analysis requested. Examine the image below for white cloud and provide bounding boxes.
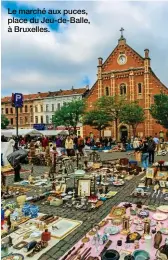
[1,1,168,96]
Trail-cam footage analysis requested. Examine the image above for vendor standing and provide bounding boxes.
[65,136,74,156]
[7,149,28,182]
[42,136,49,151]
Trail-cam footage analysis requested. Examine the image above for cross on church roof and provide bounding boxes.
[120,27,124,38]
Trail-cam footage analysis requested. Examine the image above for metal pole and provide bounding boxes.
[115,118,118,142]
[16,107,19,144]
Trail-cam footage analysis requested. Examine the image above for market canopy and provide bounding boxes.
[39,130,69,136]
[1,129,43,137]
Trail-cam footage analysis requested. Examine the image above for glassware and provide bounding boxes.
[92,228,101,252]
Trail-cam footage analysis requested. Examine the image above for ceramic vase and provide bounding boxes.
[22,203,31,217]
[101,249,120,260]
[30,205,39,218]
[154,231,162,249]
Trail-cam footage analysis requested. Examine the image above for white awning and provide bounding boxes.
[39,130,69,136]
[1,129,43,137]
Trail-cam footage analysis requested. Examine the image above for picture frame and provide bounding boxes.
[49,218,82,239]
[109,206,126,218]
[56,185,61,191]
[156,171,167,180]
[78,179,91,196]
[159,181,166,188]
[146,168,154,179]
[61,184,67,193]
[64,160,75,174]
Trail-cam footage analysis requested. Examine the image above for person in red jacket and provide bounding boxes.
[42,136,49,151]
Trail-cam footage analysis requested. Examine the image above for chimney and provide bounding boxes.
[98,57,103,66]
[144,49,149,58]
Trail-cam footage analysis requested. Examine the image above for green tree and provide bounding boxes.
[96,95,126,140]
[83,110,113,137]
[150,93,168,129]
[1,114,9,129]
[119,102,145,137]
[52,99,85,134]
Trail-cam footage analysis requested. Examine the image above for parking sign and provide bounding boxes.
[12,93,23,107]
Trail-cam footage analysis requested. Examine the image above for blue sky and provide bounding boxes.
[1,1,168,96]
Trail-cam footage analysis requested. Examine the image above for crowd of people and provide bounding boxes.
[10,134,117,155]
[1,132,167,182]
[132,133,165,171]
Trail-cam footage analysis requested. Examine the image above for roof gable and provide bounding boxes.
[102,41,144,72]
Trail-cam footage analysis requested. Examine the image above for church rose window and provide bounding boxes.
[120,84,126,95]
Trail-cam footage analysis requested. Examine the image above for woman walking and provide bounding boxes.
[139,138,149,171]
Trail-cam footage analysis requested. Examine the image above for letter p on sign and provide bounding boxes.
[14,93,23,107]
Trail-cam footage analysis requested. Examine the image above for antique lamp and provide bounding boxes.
[121,215,130,235]
[144,218,151,235]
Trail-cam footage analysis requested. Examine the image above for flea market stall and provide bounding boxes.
[1,129,43,137]
[1,144,168,260]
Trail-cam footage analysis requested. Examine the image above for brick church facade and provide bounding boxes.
[83,29,168,140]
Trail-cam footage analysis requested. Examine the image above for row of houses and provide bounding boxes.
[1,87,89,137]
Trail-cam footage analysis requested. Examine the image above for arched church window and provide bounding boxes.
[120,84,126,95]
[138,83,142,94]
[105,87,109,96]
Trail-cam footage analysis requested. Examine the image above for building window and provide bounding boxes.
[52,104,54,111]
[25,117,28,124]
[57,103,60,110]
[1,108,4,114]
[6,108,8,114]
[105,87,109,96]
[138,83,142,94]
[46,115,49,124]
[35,106,38,113]
[11,118,13,125]
[31,116,33,123]
[20,107,22,113]
[46,104,49,112]
[25,105,28,113]
[10,108,13,114]
[40,105,43,112]
[30,105,33,113]
[35,116,38,124]
[20,117,23,125]
[120,84,127,95]
[41,116,43,124]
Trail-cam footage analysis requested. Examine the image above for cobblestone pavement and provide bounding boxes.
[4,151,168,260]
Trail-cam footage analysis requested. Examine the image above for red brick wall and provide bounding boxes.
[84,40,168,139]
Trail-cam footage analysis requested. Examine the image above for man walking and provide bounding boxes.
[148,136,156,164]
